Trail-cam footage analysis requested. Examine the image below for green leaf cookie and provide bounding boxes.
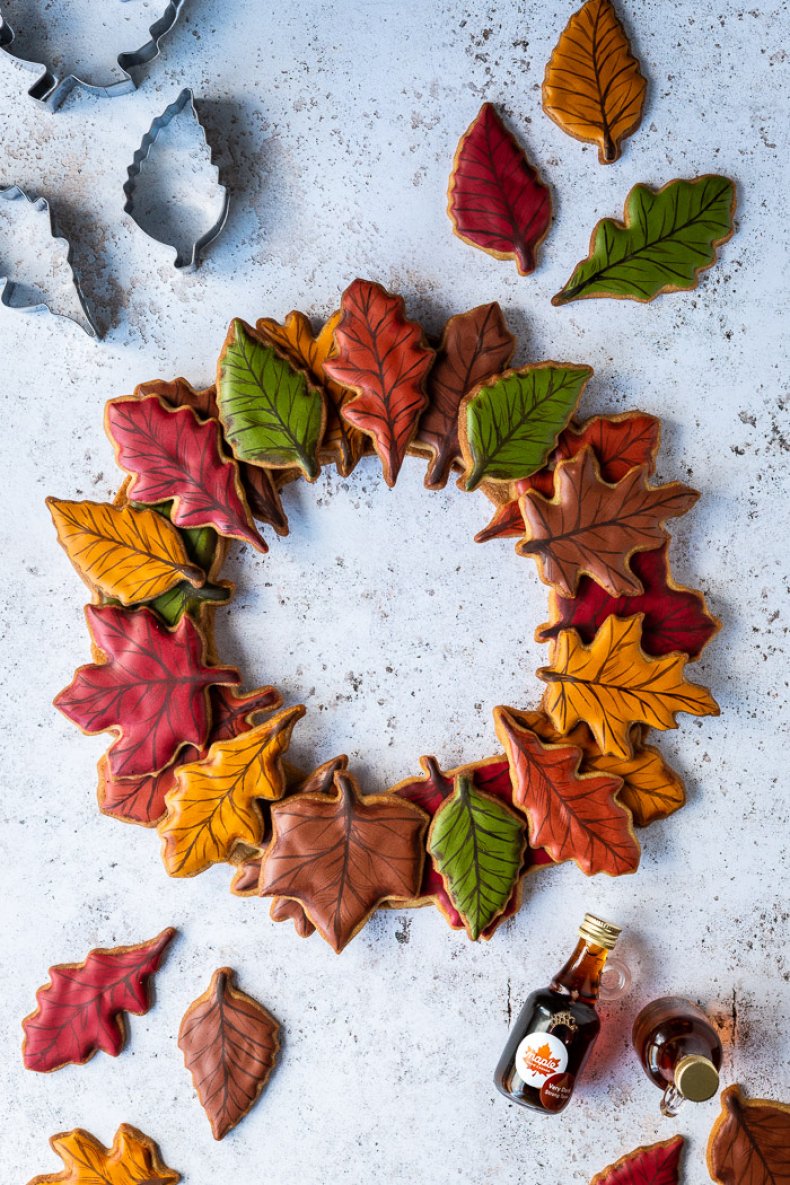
[460,363,592,490]
[553,175,736,305]
[217,318,326,480]
[428,774,526,940]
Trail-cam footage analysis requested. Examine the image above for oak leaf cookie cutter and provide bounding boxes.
[0,0,185,111]
[0,185,98,337]
[123,87,230,270]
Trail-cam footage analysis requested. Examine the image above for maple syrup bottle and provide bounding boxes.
[632,997,722,1116]
[494,913,621,1114]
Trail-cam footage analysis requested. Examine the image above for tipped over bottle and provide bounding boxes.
[632,996,722,1116]
[494,913,622,1114]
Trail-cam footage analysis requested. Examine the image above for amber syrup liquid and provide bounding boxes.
[632,996,722,1090]
[494,937,608,1114]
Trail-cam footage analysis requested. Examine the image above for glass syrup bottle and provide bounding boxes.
[632,996,722,1116]
[494,913,621,1114]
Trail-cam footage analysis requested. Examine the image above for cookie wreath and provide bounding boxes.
[48,278,721,953]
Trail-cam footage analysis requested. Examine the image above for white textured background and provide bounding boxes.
[0,1,788,1182]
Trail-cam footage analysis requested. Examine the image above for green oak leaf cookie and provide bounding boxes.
[428,774,526,940]
[553,175,736,305]
[217,318,326,480]
[460,363,592,490]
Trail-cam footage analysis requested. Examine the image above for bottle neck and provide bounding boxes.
[550,937,609,1004]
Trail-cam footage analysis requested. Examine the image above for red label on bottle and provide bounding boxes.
[539,1072,575,1111]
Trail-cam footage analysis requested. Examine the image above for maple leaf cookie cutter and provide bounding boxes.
[0,184,98,337]
[123,87,230,271]
[0,0,185,111]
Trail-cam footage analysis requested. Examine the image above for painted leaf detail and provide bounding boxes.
[494,707,638,876]
[270,896,316,937]
[159,705,304,877]
[519,450,699,597]
[178,968,280,1140]
[428,774,525,940]
[22,929,175,1073]
[554,176,736,305]
[448,102,552,275]
[538,615,720,759]
[27,1124,180,1185]
[460,363,592,490]
[590,1136,684,1185]
[584,737,686,827]
[54,605,239,779]
[47,498,203,605]
[256,310,366,477]
[543,0,646,164]
[323,279,434,487]
[106,396,265,551]
[538,543,720,658]
[145,517,230,627]
[477,411,660,542]
[416,303,515,489]
[138,377,291,536]
[99,685,282,828]
[231,857,263,896]
[216,318,325,480]
[707,1084,790,1185]
[259,772,427,952]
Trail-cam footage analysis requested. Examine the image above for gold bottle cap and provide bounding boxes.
[675,1055,720,1102]
[578,913,622,950]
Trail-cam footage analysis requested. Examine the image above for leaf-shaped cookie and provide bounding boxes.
[99,684,283,827]
[216,318,326,480]
[519,449,699,597]
[136,376,291,537]
[159,705,304,877]
[543,0,647,164]
[323,279,434,487]
[47,498,204,605]
[448,103,552,275]
[554,175,737,304]
[538,615,720,758]
[460,363,592,490]
[178,968,280,1140]
[707,1084,790,1185]
[28,1124,180,1185]
[106,396,265,551]
[256,310,367,477]
[494,707,638,876]
[22,929,175,1073]
[142,516,230,627]
[270,896,316,937]
[415,303,515,489]
[259,771,427,952]
[538,543,720,658]
[428,774,526,940]
[583,736,686,827]
[590,1136,684,1185]
[54,605,239,779]
[476,411,660,541]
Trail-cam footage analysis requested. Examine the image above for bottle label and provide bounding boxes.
[514,1031,569,1088]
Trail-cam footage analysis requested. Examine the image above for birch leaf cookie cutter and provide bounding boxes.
[0,185,97,336]
[123,88,230,271]
[0,0,185,111]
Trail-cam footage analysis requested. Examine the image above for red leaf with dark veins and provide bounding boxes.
[590,1136,685,1185]
[324,279,434,487]
[208,684,283,741]
[54,605,239,779]
[22,928,175,1072]
[537,544,720,659]
[107,396,265,551]
[448,102,552,276]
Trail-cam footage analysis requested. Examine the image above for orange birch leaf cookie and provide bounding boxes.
[542,0,647,164]
[178,968,280,1140]
[27,1124,180,1185]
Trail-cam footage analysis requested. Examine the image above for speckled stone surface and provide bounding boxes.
[0,1,788,1181]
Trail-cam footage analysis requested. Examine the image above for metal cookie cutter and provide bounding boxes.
[123,87,230,271]
[0,0,185,111]
[0,185,98,337]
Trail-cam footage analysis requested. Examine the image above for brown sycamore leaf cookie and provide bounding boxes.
[178,968,281,1140]
[707,1084,790,1185]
